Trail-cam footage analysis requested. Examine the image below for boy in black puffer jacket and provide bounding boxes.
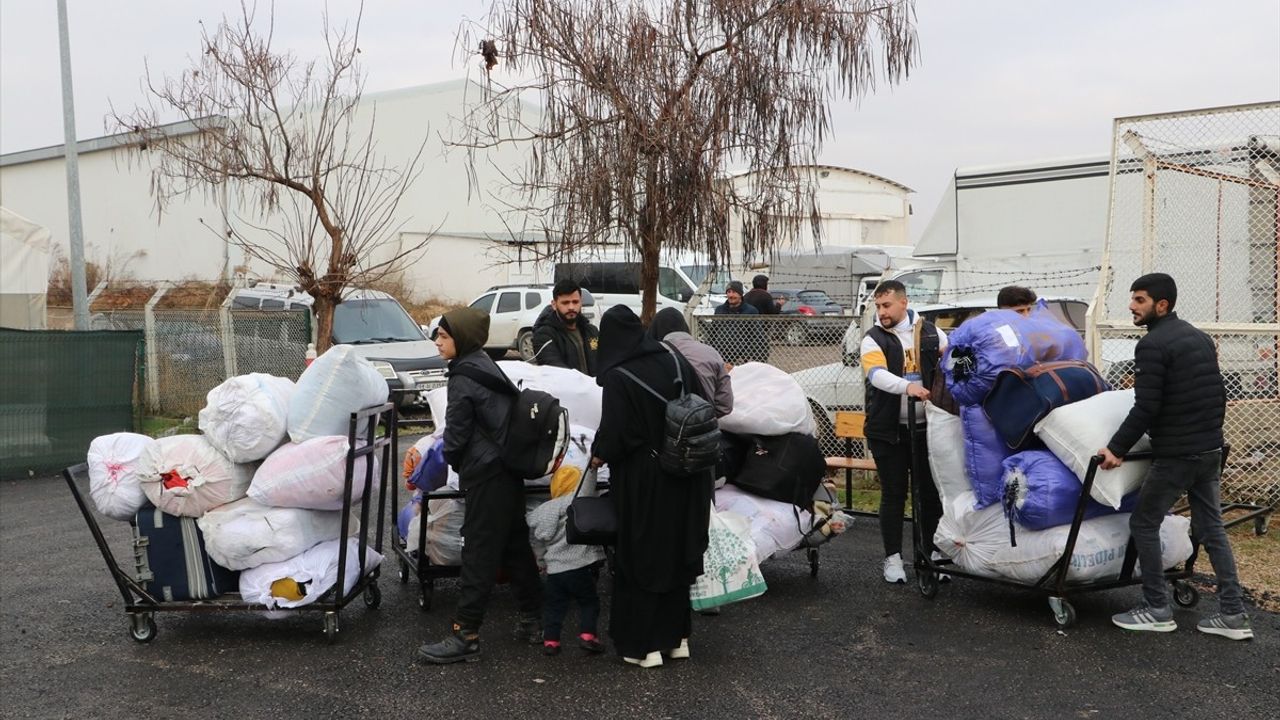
[418,308,544,664]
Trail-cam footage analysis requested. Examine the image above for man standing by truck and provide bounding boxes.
[531,280,599,376]
[1100,273,1251,640]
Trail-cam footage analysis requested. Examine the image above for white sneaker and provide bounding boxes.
[623,651,663,668]
[668,638,690,659]
[883,553,907,584]
[931,551,952,583]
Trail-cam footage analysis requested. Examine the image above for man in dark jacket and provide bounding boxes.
[711,281,767,364]
[1100,273,1250,640]
[743,275,780,316]
[531,280,599,375]
[418,308,544,664]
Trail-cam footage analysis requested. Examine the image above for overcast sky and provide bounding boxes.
[2,0,1278,240]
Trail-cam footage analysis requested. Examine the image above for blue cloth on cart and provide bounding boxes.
[943,302,1087,406]
[984,360,1109,449]
[1001,450,1136,531]
[397,492,422,539]
[408,437,448,492]
[963,404,1015,509]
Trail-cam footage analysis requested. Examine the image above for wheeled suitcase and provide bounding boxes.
[132,503,239,601]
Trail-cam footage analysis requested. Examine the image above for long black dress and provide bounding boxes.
[592,306,713,659]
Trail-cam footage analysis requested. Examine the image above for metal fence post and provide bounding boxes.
[220,295,238,380]
[143,283,171,412]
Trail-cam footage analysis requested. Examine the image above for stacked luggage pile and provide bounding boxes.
[85,346,390,618]
[928,301,1192,584]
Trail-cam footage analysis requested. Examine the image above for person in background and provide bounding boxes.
[647,307,734,418]
[996,285,1038,316]
[1100,273,1251,640]
[743,274,780,316]
[860,280,947,585]
[713,280,768,364]
[417,308,544,664]
[526,466,607,656]
[591,306,713,668]
[531,279,599,375]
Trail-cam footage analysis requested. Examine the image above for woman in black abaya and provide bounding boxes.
[591,306,713,668]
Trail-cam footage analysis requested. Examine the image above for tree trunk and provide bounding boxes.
[639,236,660,326]
[313,294,337,354]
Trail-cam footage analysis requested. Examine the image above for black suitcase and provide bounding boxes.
[729,432,826,510]
[132,503,238,601]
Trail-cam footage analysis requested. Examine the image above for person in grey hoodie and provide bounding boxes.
[647,307,733,418]
[526,464,608,655]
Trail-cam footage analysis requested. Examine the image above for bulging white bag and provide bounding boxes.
[714,485,812,563]
[240,538,383,612]
[933,491,1007,578]
[199,373,296,462]
[248,436,379,511]
[987,513,1192,584]
[197,497,359,571]
[139,435,254,518]
[719,363,815,437]
[498,361,603,431]
[87,432,155,521]
[1034,389,1153,509]
[405,498,465,566]
[690,506,768,611]
[925,402,968,508]
[288,345,389,443]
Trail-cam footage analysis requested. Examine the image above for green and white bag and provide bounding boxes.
[690,506,767,611]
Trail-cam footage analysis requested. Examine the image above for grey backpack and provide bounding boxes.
[616,344,720,477]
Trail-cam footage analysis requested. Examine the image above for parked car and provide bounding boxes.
[452,284,598,361]
[770,287,847,346]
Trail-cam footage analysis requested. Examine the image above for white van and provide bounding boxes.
[551,252,730,317]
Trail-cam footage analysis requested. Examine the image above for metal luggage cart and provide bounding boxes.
[65,402,396,643]
[905,399,1270,629]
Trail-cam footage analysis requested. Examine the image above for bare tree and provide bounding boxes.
[111,2,429,351]
[456,0,918,322]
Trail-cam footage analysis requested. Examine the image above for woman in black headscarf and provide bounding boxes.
[591,306,713,668]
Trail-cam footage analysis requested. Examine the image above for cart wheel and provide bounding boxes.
[323,612,339,643]
[398,558,410,584]
[364,582,382,610]
[1048,597,1076,629]
[916,570,939,599]
[129,613,157,644]
[807,547,820,578]
[418,581,434,611]
[1172,580,1200,608]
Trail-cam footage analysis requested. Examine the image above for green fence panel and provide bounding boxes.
[0,329,143,479]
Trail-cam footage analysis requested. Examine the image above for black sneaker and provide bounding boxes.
[417,623,481,664]
[513,613,542,645]
[578,633,605,653]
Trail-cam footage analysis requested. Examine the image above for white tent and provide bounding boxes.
[0,207,51,329]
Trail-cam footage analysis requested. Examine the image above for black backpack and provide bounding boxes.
[616,344,720,477]
[449,364,570,480]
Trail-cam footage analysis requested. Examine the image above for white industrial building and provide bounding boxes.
[0,78,914,305]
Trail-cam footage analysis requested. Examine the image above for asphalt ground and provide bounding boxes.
[2,473,1276,720]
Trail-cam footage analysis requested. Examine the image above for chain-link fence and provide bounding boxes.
[693,314,861,457]
[91,306,311,417]
[1099,101,1280,506]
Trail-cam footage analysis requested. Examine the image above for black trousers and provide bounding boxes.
[543,565,601,641]
[455,476,543,629]
[867,424,941,558]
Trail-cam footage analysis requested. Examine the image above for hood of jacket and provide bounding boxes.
[647,307,690,341]
[439,307,490,357]
[596,305,668,383]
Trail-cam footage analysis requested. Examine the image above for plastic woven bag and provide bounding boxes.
[690,506,768,611]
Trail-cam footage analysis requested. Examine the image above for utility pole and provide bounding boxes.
[57,0,89,330]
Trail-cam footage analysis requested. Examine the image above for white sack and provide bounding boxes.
[714,485,811,563]
[1035,389,1153,509]
[925,403,968,508]
[139,435,254,518]
[199,373,296,462]
[498,361,603,431]
[288,345,389,443]
[719,363,815,437]
[527,425,595,488]
[248,436,378,511]
[690,507,768,611]
[933,491,1007,578]
[986,513,1192,584]
[197,497,359,571]
[240,538,383,611]
[87,432,155,521]
[406,498,465,567]
[425,386,449,428]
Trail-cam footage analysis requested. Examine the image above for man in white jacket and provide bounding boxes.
[859,281,948,584]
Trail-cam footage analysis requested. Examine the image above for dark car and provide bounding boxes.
[771,288,847,345]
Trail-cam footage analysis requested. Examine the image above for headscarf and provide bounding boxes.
[435,307,489,357]
[595,305,668,384]
[647,307,690,342]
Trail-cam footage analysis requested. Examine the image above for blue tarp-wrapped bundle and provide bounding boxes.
[963,404,1014,509]
[943,302,1088,406]
[1001,450,1136,531]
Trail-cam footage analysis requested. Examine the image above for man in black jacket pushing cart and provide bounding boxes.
[1099,273,1252,640]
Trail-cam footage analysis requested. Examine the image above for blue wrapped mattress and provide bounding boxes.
[962,404,1013,509]
[944,302,1088,406]
[1001,450,1136,530]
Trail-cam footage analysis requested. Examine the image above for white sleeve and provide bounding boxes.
[860,333,911,395]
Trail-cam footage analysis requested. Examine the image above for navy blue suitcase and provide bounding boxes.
[132,503,238,601]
